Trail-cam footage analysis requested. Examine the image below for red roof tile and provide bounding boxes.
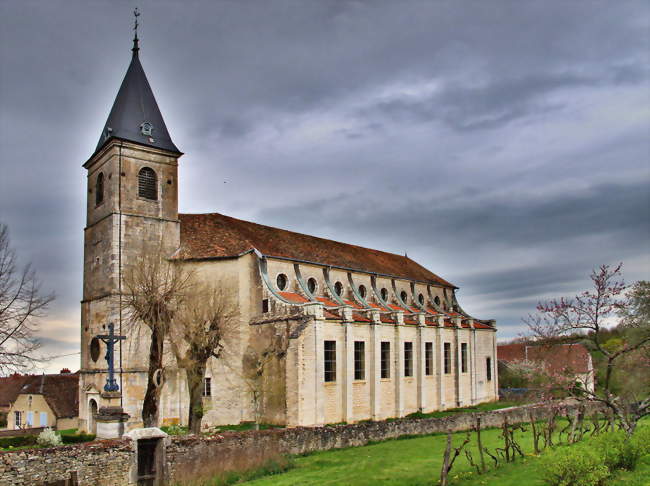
[403,316,418,325]
[278,291,309,303]
[324,310,342,320]
[344,299,363,309]
[316,296,340,307]
[352,312,371,322]
[0,374,29,409]
[380,315,396,324]
[473,323,493,329]
[176,213,455,287]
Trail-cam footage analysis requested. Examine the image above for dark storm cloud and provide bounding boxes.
[1,0,649,370]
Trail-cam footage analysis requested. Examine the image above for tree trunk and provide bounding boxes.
[142,326,164,428]
[187,362,207,435]
[476,416,486,473]
[440,432,452,486]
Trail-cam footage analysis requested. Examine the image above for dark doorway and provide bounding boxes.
[137,438,160,485]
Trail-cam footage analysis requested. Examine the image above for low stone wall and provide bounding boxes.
[0,403,593,486]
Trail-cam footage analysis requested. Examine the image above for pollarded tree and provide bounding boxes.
[524,264,650,435]
[122,244,193,427]
[169,281,238,434]
[0,223,54,374]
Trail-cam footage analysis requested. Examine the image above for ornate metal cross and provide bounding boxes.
[97,323,126,392]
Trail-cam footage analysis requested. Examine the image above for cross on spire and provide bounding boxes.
[132,7,141,55]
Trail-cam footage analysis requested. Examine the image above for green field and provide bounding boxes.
[236,420,649,486]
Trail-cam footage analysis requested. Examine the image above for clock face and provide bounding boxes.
[140,121,154,136]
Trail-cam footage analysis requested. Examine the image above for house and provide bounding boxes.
[497,342,595,393]
[78,27,498,432]
[5,372,79,430]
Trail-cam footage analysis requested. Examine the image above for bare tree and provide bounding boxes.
[0,223,54,374]
[169,281,238,434]
[122,245,193,427]
[524,264,650,435]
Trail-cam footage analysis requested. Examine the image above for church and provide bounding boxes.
[78,30,498,433]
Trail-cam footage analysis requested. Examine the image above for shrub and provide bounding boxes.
[0,435,37,448]
[36,427,62,447]
[542,447,609,486]
[593,430,644,471]
[61,433,95,444]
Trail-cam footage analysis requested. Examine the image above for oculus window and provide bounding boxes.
[276,273,288,291]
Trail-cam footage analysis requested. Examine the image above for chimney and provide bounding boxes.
[60,368,71,374]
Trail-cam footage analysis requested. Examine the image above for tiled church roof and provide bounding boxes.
[19,373,80,419]
[498,343,591,373]
[176,213,455,287]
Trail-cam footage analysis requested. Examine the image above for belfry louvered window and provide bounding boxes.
[138,167,157,200]
[95,172,104,206]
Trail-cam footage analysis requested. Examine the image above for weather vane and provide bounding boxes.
[132,7,141,53]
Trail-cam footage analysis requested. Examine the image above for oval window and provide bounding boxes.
[307,277,317,294]
[380,288,388,301]
[334,281,343,296]
[400,291,408,303]
[90,337,100,362]
[418,293,425,305]
[358,284,367,298]
[276,273,288,291]
[434,296,441,306]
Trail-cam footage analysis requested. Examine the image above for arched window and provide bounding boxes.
[380,288,388,301]
[400,291,408,303]
[138,167,157,200]
[276,273,288,291]
[334,281,343,296]
[95,173,104,206]
[307,277,317,294]
[358,285,367,298]
[418,293,425,305]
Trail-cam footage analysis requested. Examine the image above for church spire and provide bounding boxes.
[132,7,140,55]
[94,9,180,156]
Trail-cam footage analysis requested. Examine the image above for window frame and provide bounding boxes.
[425,342,433,376]
[334,281,343,296]
[404,341,413,377]
[202,377,212,397]
[380,341,391,379]
[137,167,158,201]
[461,343,468,373]
[95,172,104,206]
[486,357,492,381]
[444,342,452,374]
[276,273,288,291]
[324,340,337,382]
[307,277,317,294]
[354,341,365,381]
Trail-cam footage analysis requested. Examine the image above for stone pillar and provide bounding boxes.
[436,316,445,409]
[96,392,129,439]
[469,320,477,405]
[416,315,426,412]
[342,322,354,422]
[394,321,403,418]
[313,318,325,426]
[453,317,462,407]
[369,317,381,420]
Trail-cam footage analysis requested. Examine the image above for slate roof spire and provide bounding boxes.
[95,8,180,156]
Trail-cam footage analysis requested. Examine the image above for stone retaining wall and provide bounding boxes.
[0,403,592,486]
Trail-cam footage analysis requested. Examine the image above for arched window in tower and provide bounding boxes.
[138,167,157,200]
[95,172,104,206]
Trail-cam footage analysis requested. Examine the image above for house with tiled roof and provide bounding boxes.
[4,372,79,431]
[78,30,498,432]
[497,343,595,393]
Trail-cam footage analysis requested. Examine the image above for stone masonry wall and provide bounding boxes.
[0,403,596,486]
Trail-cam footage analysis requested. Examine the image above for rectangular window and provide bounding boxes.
[461,343,468,373]
[14,411,22,429]
[203,377,212,397]
[354,341,365,380]
[324,340,337,382]
[404,342,413,377]
[26,411,34,427]
[444,342,452,374]
[262,298,269,313]
[486,357,492,381]
[380,342,391,379]
[425,342,433,376]
[40,412,48,427]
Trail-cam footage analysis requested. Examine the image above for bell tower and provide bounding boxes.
[79,17,182,431]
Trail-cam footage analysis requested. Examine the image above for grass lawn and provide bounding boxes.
[239,419,649,486]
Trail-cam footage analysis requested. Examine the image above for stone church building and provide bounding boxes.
[78,34,498,433]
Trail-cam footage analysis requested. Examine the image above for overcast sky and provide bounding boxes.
[1,1,648,374]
